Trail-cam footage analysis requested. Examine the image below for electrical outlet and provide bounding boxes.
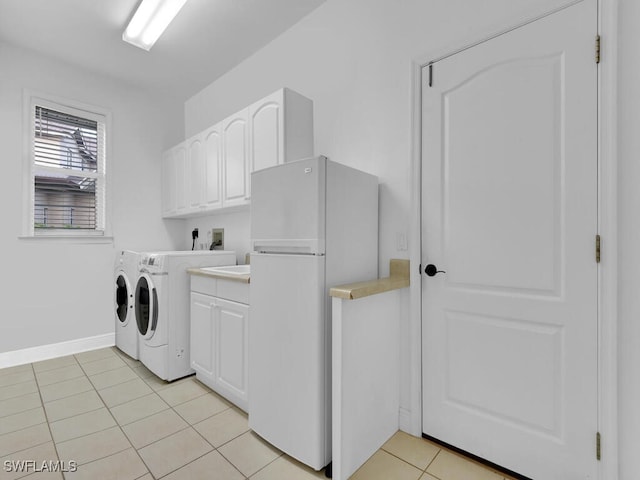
[211,228,224,250]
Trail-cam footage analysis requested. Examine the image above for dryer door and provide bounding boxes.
[115,271,132,326]
[136,273,158,340]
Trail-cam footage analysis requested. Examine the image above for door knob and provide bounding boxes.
[425,264,445,277]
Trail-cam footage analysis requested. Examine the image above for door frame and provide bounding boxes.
[407,0,618,478]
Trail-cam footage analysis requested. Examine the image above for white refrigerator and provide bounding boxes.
[249,156,379,472]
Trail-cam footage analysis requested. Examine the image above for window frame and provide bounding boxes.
[22,91,112,240]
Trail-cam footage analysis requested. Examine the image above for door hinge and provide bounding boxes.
[596,234,601,263]
[595,35,601,64]
[428,63,433,87]
[596,431,602,460]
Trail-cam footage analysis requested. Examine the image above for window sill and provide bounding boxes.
[18,235,114,245]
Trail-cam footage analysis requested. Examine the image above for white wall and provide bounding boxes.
[183,0,584,440]
[0,43,184,355]
[184,0,582,276]
[184,209,251,265]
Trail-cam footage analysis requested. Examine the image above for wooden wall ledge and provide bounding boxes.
[329,259,409,300]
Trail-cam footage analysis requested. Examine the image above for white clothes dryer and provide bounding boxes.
[114,250,140,360]
[135,250,236,381]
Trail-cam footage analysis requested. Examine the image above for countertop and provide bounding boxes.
[329,259,410,300]
[187,258,409,293]
[187,267,250,284]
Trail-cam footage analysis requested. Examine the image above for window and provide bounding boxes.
[27,97,107,236]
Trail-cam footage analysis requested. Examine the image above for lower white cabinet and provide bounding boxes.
[190,278,249,412]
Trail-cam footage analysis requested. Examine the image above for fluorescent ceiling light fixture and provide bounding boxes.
[123,0,188,51]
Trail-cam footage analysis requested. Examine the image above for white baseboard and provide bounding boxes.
[399,407,421,436]
[0,333,115,368]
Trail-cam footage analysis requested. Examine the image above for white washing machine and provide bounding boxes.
[114,250,139,360]
[135,250,237,381]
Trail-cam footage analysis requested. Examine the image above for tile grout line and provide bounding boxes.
[0,391,42,420]
[5,351,315,480]
[95,377,154,408]
[36,374,86,389]
[242,451,285,480]
[206,427,255,480]
[73,352,153,478]
[33,359,85,388]
[31,355,80,383]
[427,444,508,480]
[32,356,80,374]
[0,365,50,461]
[0,376,39,391]
[0,381,39,401]
[92,372,157,407]
[77,362,131,377]
[424,447,443,473]
[46,404,105,425]
[374,446,434,476]
[122,422,192,452]
[29,362,63,473]
[0,425,51,460]
[173,403,232,425]
[159,380,251,479]
[76,350,155,479]
[0,406,47,437]
[112,366,225,475]
[167,375,283,479]
[0,365,32,377]
[109,394,171,427]
[39,382,95,404]
[84,367,139,391]
[2,352,192,480]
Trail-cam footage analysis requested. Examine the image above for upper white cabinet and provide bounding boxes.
[246,88,314,200]
[222,110,249,208]
[187,134,204,209]
[162,87,313,218]
[174,143,187,213]
[161,149,176,216]
[203,124,223,209]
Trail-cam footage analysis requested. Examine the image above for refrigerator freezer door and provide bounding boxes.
[250,156,326,254]
[249,253,330,470]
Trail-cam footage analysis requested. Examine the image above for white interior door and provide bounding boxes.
[421,2,598,478]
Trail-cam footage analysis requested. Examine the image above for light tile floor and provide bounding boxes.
[0,347,518,479]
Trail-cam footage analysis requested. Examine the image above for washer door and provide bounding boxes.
[115,272,132,326]
[135,273,158,340]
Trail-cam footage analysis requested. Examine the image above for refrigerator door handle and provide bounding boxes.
[252,239,325,255]
[255,251,325,256]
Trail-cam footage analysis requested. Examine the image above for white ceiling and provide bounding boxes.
[0,0,325,100]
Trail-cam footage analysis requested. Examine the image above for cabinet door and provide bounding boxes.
[190,292,215,379]
[203,124,223,209]
[174,143,188,212]
[214,298,249,411]
[161,149,176,217]
[222,110,249,207]
[187,135,204,209]
[248,90,284,199]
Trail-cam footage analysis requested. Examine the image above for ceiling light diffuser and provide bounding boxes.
[123,0,188,51]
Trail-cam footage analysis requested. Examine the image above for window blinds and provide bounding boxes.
[33,106,105,231]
